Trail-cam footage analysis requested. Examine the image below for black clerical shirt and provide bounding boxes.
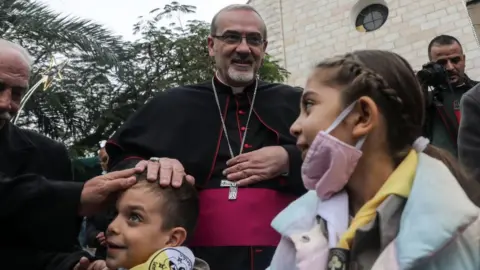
[208,79,285,190]
[106,77,306,247]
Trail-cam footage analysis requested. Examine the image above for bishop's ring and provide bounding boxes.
[149,157,161,162]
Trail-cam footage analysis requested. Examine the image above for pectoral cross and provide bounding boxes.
[220,180,238,200]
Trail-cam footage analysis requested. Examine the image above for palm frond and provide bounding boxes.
[0,0,123,64]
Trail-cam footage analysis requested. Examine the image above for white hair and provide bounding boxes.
[0,39,34,70]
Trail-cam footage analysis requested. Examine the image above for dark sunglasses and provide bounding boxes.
[212,31,265,46]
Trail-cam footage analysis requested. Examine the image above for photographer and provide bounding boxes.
[419,35,478,157]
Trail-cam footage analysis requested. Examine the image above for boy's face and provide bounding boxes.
[105,183,186,269]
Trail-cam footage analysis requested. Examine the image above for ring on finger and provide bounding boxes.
[149,157,161,162]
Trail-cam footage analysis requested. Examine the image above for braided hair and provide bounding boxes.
[314,50,478,203]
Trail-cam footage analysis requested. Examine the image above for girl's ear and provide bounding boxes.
[352,96,378,139]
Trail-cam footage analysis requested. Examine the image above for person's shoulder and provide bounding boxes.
[260,81,302,92]
[165,81,212,93]
[462,82,480,105]
[146,81,213,104]
[465,81,480,94]
[259,81,303,99]
[19,127,66,152]
[270,191,318,236]
[434,211,480,269]
[17,127,61,146]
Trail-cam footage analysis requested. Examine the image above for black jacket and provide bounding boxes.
[423,76,479,156]
[0,172,92,269]
[106,79,305,194]
[0,123,88,269]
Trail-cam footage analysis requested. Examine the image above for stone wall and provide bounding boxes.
[248,0,480,86]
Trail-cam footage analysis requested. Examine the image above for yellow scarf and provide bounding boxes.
[337,150,418,249]
[130,247,195,270]
[130,249,169,270]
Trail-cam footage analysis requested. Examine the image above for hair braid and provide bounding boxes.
[314,50,479,205]
[316,54,419,161]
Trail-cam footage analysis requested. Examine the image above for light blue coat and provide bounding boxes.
[268,153,480,270]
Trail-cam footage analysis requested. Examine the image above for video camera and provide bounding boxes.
[415,62,455,108]
[416,62,450,89]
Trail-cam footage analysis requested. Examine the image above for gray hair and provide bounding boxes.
[0,39,34,71]
[210,4,267,39]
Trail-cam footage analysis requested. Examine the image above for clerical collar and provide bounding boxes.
[214,72,256,94]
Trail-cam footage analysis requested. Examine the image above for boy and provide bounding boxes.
[80,161,208,270]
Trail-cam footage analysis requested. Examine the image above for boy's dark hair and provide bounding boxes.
[114,160,199,243]
[427,35,462,60]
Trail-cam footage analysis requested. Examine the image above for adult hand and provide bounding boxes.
[96,232,106,246]
[223,146,289,186]
[135,158,195,188]
[79,169,139,216]
[73,257,109,270]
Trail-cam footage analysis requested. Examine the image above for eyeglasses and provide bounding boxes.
[212,31,265,46]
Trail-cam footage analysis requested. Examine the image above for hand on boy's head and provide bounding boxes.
[135,158,195,188]
[79,168,141,216]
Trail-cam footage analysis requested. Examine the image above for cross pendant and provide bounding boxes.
[220,180,238,200]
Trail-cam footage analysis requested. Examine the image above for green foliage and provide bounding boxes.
[1,0,123,153]
[260,54,289,82]
[6,0,289,157]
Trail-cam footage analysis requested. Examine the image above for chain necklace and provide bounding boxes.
[211,76,258,159]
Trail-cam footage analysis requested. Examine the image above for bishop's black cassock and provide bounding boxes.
[106,76,306,270]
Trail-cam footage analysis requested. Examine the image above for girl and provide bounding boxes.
[267,50,480,270]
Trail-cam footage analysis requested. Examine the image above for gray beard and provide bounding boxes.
[227,67,255,84]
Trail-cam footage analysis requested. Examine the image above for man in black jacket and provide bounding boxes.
[0,37,85,269]
[423,35,479,156]
[0,38,139,270]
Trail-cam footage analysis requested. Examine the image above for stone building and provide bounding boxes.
[248,0,480,86]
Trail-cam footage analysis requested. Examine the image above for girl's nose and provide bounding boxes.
[290,118,301,138]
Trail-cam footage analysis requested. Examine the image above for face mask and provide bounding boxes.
[301,102,366,200]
